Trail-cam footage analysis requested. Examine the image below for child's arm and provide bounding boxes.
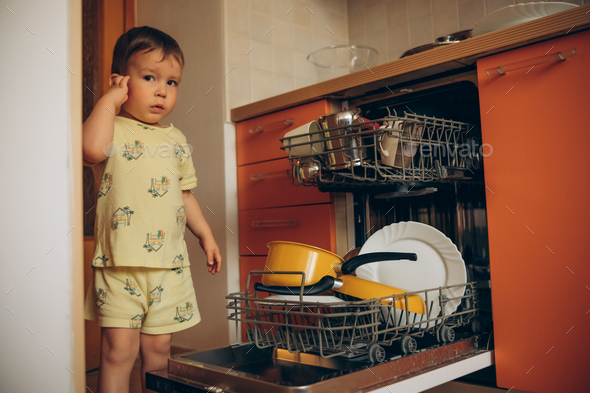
[82,74,130,164]
[182,190,222,275]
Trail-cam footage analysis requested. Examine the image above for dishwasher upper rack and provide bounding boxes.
[279,112,481,188]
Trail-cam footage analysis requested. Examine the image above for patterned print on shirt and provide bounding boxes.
[96,288,106,308]
[98,173,112,198]
[111,206,134,230]
[137,123,154,131]
[148,176,170,197]
[130,313,144,329]
[174,301,194,323]
[124,278,141,297]
[173,143,186,161]
[171,254,184,274]
[144,230,165,252]
[93,255,109,267]
[121,140,143,160]
[149,285,164,306]
[176,206,185,224]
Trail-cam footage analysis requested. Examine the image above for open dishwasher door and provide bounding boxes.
[147,341,492,393]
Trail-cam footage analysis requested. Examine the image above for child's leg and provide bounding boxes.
[139,332,172,393]
[98,327,141,393]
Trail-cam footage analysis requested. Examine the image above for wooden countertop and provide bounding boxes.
[230,4,590,122]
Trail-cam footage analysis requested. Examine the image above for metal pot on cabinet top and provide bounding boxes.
[318,108,366,170]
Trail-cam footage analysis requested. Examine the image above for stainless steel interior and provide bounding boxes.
[350,76,492,315]
[166,337,487,393]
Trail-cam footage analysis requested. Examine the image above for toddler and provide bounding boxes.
[83,26,221,393]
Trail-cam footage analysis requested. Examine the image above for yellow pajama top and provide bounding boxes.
[85,116,197,268]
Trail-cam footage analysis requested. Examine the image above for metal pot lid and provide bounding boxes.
[401,29,472,58]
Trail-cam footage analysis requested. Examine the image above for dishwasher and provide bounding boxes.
[147,69,495,393]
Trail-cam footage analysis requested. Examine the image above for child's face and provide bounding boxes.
[119,49,183,126]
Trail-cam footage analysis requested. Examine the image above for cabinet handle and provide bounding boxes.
[249,118,295,134]
[251,220,298,227]
[485,48,577,76]
[250,169,291,181]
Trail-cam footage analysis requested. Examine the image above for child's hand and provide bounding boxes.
[199,236,222,275]
[105,73,130,110]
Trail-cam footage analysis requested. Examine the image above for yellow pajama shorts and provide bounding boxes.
[84,266,201,334]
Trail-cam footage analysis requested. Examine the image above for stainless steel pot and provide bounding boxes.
[294,156,320,182]
[318,108,365,170]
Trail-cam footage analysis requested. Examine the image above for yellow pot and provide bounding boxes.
[261,241,343,287]
[338,276,426,314]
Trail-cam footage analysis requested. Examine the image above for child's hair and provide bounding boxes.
[111,26,184,74]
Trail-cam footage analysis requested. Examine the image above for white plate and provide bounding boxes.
[472,2,578,37]
[256,295,346,306]
[356,222,466,323]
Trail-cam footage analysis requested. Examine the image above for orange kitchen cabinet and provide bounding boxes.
[237,158,331,210]
[239,204,336,256]
[477,30,590,393]
[236,100,331,166]
[239,257,268,293]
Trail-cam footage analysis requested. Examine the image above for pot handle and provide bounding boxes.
[339,252,417,275]
[254,276,336,296]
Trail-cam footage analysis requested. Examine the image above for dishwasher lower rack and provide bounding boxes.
[226,291,382,360]
[226,279,481,363]
[280,112,481,188]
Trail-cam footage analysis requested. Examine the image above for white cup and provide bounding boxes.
[378,120,403,166]
[378,120,422,168]
[283,121,323,157]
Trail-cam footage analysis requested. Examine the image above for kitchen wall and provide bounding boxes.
[224,0,349,111]
[224,0,587,112]
[1,0,84,392]
[138,0,231,350]
[348,0,587,64]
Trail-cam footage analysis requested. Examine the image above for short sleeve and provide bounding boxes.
[178,142,197,190]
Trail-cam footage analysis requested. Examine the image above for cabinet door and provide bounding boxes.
[239,204,336,256]
[237,158,331,210]
[236,100,331,166]
[477,30,590,393]
[239,256,268,293]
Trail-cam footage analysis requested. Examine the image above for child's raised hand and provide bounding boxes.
[199,236,222,275]
[105,73,130,109]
